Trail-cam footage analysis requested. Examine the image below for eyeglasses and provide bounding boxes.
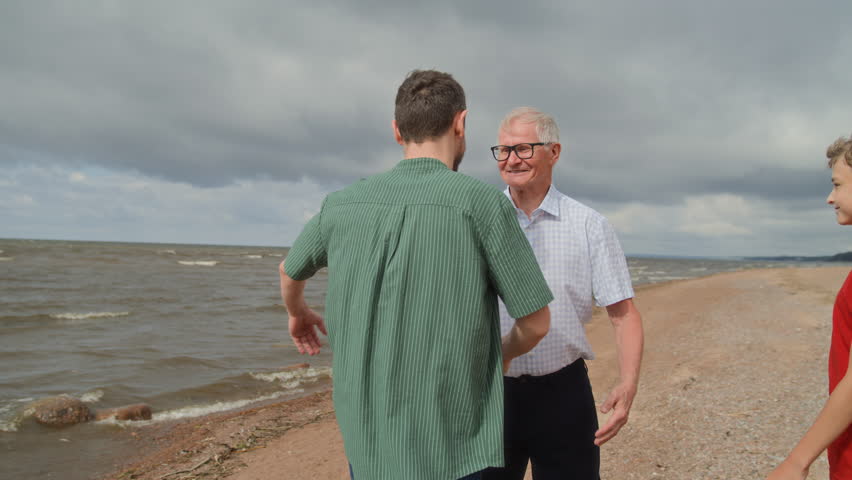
[490,143,550,162]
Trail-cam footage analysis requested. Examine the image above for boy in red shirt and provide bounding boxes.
[767,133,852,480]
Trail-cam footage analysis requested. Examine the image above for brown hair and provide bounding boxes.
[827,134,852,168]
[394,70,466,144]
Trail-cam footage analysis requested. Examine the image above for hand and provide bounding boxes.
[502,358,511,374]
[288,308,327,356]
[765,459,808,480]
[594,382,636,446]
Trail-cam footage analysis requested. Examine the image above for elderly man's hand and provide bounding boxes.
[289,308,327,356]
[594,382,637,446]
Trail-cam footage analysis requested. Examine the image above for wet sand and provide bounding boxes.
[100,266,848,479]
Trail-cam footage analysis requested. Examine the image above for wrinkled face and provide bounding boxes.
[497,120,557,193]
[828,158,852,225]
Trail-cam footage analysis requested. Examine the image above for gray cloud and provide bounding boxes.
[1,1,850,255]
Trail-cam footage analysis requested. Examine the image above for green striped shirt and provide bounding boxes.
[285,157,553,480]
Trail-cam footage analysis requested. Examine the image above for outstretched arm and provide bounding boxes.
[766,344,852,480]
[279,261,327,356]
[502,305,550,373]
[595,298,643,446]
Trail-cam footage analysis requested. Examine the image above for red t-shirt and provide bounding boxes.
[828,270,852,478]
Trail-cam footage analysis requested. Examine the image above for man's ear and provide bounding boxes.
[392,119,404,145]
[453,110,468,137]
[550,142,562,166]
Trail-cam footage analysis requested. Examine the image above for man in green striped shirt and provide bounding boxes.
[280,70,553,480]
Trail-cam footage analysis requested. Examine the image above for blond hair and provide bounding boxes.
[827,133,852,168]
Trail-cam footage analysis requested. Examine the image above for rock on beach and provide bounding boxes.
[29,396,94,427]
[28,396,153,427]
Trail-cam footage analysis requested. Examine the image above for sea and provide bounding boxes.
[0,238,835,479]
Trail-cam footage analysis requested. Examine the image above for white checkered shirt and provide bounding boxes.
[499,185,634,377]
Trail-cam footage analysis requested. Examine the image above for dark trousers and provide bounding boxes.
[482,360,600,480]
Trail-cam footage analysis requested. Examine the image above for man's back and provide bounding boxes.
[286,157,552,479]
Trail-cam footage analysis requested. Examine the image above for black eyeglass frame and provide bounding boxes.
[490,142,551,162]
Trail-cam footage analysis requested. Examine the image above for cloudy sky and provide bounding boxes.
[1,1,850,257]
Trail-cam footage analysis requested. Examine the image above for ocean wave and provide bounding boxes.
[178,260,218,266]
[0,398,37,432]
[244,255,262,259]
[266,253,284,257]
[80,390,104,403]
[250,366,332,386]
[0,405,20,432]
[0,416,21,432]
[49,311,130,321]
[157,249,177,255]
[101,391,298,426]
[0,257,13,261]
[149,356,223,370]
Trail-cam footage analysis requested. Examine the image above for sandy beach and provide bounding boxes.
[99,266,847,480]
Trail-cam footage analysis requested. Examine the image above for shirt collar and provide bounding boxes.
[504,185,561,218]
[393,157,450,174]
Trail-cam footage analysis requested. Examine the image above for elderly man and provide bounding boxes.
[483,107,644,480]
[280,72,552,480]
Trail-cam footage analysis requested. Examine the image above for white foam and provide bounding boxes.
[157,249,177,255]
[0,405,19,432]
[80,390,104,403]
[266,253,284,257]
[178,260,218,266]
[0,398,36,432]
[102,391,300,426]
[0,417,20,432]
[250,366,332,384]
[50,311,130,321]
[244,255,262,259]
[0,257,12,261]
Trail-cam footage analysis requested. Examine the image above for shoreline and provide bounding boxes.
[100,266,848,479]
[99,389,339,479]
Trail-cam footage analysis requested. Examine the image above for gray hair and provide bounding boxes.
[498,107,560,144]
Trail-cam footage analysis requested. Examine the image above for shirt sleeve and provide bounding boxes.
[284,210,328,281]
[587,215,634,307]
[484,197,553,319]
